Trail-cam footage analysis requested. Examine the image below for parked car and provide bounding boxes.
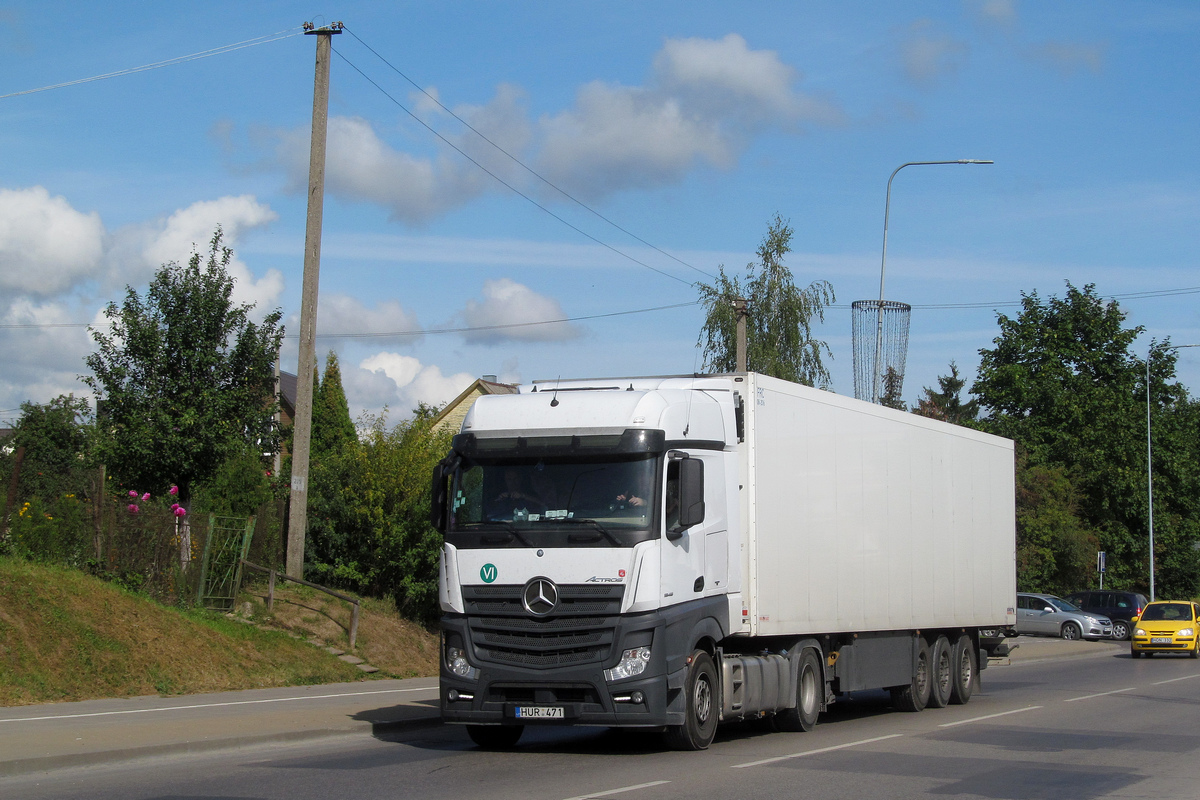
[1015,593,1113,640]
[1130,601,1200,658]
[1064,590,1148,641]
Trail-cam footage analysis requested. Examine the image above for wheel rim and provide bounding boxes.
[800,663,817,715]
[1113,622,1128,639]
[1063,623,1080,640]
[936,651,952,696]
[694,674,712,725]
[958,649,973,688]
[915,652,929,696]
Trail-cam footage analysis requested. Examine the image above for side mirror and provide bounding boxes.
[1130,615,1139,624]
[668,456,705,538]
[1043,606,1055,613]
[429,454,457,532]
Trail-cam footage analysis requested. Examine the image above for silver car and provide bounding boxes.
[1016,592,1113,640]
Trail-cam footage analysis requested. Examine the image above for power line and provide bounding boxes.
[341,26,715,282]
[330,45,701,288]
[2,285,1197,334]
[0,28,305,100]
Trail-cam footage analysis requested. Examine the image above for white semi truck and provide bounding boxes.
[430,372,1016,750]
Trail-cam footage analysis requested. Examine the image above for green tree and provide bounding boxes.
[697,214,835,386]
[879,367,907,411]
[1,395,94,504]
[312,351,356,457]
[972,283,1200,597]
[83,228,284,507]
[913,362,979,425]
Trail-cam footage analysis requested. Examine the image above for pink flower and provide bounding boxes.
[141,492,151,502]
[170,503,180,511]
[169,485,179,496]
[128,490,138,498]
[127,504,139,513]
[173,507,187,518]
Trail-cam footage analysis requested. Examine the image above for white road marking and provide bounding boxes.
[730,734,904,768]
[560,780,671,800]
[937,705,1043,728]
[0,686,436,723]
[1152,674,1200,686]
[1064,688,1135,702]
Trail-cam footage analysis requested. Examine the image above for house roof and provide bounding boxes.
[432,377,519,432]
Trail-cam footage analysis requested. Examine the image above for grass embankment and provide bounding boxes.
[0,557,437,707]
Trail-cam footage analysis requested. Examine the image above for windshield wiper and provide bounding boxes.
[557,517,621,546]
[476,521,534,547]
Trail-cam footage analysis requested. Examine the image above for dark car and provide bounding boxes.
[1064,590,1148,641]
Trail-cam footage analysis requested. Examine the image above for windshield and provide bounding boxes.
[447,455,658,547]
[1141,603,1194,622]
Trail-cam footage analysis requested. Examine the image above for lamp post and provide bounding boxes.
[871,159,993,403]
[1146,342,1200,601]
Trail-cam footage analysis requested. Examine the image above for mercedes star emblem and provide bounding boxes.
[522,577,559,617]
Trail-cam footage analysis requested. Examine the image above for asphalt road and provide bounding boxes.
[4,637,1198,800]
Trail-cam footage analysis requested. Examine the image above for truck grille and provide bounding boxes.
[462,584,624,669]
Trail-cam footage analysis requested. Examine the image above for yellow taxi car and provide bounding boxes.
[1130,601,1200,658]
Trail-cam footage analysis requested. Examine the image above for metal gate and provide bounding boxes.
[196,515,256,610]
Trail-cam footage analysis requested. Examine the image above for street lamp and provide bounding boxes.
[1146,342,1200,601]
[870,159,993,403]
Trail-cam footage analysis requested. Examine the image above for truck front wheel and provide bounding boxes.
[666,650,718,751]
[775,649,821,732]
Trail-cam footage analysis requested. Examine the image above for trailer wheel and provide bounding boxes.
[776,649,821,732]
[928,636,952,709]
[665,650,718,751]
[890,638,931,712]
[466,725,524,749]
[949,634,976,705]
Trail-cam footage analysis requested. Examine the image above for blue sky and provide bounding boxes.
[3,1,1199,424]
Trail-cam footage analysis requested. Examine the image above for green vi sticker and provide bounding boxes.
[480,563,497,583]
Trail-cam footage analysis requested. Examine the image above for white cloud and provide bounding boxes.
[263,35,841,217]
[975,0,1017,28]
[357,352,475,412]
[286,294,423,345]
[899,20,969,85]
[0,186,104,295]
[103,195,283,316]
[460,279,581,344]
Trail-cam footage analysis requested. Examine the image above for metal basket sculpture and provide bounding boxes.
[852,299,911,404]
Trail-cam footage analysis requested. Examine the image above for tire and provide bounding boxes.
[1191,641,1199,660]
[927,636,953,709]
[466,725,524,749]
[949,634,976,705]
[1061,622,1082,641]
[665,650,719,751]
[1130,647,1142,659]
[776,649,822,732]
[890,638,931,713]
[1111,620,1130,641]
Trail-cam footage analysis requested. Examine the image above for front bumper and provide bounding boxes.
[1131,635,1198,653]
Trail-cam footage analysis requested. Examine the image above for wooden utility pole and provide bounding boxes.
[286,20,342,579]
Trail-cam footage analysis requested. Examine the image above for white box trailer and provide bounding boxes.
[431,372,1016,750]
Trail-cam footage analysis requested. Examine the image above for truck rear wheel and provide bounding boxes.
[927,636,952,709]
[890,638,931,712]
[466,725,524,749]
[775,648,821,732]
[665,650,718,751]
[949,634,976,705]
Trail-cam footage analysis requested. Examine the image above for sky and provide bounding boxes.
[2,1,1200,426]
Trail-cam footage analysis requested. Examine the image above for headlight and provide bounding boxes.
[446,646,478,679]
[1179,628,1194,637]
[604,647,651,682]
[1135,628,1147,637]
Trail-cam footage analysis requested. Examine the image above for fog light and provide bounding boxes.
[604,646,651,682]
[631,690,645,704]
[446,646,478,680]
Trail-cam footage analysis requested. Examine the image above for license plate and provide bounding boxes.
[1151,637,1173,644]
[515,706,564,719]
